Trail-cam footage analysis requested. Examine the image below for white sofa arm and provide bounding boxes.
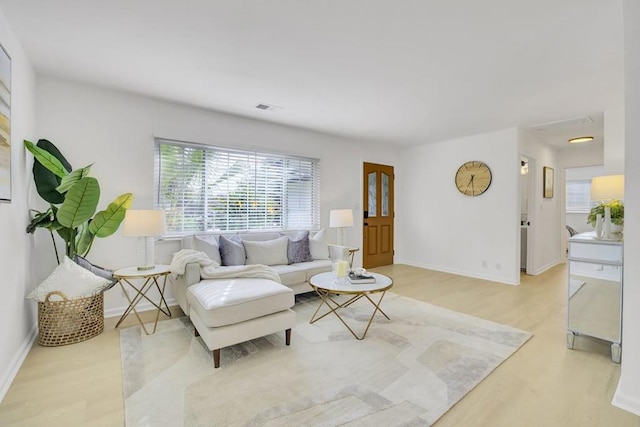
[328,244,350,261]
[169,262,201,315]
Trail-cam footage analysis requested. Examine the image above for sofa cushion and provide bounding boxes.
[243,236,289,266]
[193,235,222,265]
[187,278,294,327]
[219,234,246,266]
[286,231,313,264]
[271,260,332,286]
[309,228,329,260]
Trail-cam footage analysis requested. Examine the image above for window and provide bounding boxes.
[154,138,320,234]
[566,179,595,213]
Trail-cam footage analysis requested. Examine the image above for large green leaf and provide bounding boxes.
[26,140,73,204]
[24,140,70,179]
[75,221,93,256]
[26,209,54,234]
[56,164,92,194]
[57,177,100,228]
[89,193,134,238]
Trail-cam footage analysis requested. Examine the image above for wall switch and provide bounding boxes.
[482,261,488,268]
[496,263,501,270]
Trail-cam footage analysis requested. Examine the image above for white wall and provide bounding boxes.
[519,130,563,274]
[396,128,520,285]
[613,0,640,415]
[35,76,399,316]
[604,106,625,174]
[0,10,38,402]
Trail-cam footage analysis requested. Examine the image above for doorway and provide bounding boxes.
[362,162,394,268]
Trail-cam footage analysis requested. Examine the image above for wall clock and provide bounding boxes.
[455,161,492,196]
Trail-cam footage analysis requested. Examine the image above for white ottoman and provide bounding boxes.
[187,278,295,368]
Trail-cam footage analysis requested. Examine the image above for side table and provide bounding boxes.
[113,265,172,335]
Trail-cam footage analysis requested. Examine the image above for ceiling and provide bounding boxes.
[0,0,624,147]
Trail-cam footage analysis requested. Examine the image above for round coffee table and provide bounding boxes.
[308,271,393,340]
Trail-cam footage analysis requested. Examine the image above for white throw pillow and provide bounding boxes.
[242,236,289,266]
[309,228,330,260]
[27,256,112,302]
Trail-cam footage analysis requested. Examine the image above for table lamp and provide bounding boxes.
[591,175,624,240]
[122,209,167,270]
[329,209,354,246]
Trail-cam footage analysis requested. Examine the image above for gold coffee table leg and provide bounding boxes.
[309,289,389,340]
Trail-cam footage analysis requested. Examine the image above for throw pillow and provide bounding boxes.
[243,236,289,266]
[309,228,330,260]
[286,231,312,264]
[73,254,116,289]
[219,234,246,266]
[193,235,222,265]
[27,256,112,302]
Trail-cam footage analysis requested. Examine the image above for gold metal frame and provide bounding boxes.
[309,279,393,340]
[114,271,171,335]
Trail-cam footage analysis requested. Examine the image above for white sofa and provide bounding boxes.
[170,230,349,316]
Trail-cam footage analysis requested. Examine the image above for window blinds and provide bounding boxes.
[566,179,594,213]
[154,138,320,234]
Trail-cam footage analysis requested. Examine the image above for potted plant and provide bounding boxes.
[587,199,624,232]
[24,139,133,263]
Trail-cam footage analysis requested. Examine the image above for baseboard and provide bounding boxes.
[612,382,640,416]
[104,296,178,319]
[529,259,563,276]
[395,259,519,286]
[0,325,38,404]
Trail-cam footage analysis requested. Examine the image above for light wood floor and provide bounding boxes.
[1,263,639,426]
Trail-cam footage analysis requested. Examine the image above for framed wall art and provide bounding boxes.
[543,166,554,199]
[0,42,11,202]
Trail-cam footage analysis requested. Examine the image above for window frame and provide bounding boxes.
[153,138,320,235]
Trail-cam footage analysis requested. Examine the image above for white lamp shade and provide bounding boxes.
[122,209,167,237]
[591,175,624,201]
[329,209,354,228]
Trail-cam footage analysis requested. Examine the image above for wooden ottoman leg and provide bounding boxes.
[285,328,291,346]
[213,349,220,368]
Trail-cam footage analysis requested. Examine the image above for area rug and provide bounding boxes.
[121,292,532,426]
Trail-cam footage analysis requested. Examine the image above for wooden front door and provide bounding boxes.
[363,162,394,268]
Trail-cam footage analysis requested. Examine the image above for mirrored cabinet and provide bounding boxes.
[567,231,623,363]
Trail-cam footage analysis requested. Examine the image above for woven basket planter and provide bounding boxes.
[37,291,105,346]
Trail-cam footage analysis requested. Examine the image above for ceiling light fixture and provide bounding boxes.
[568,136,594,144]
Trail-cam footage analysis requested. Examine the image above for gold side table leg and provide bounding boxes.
[114,274,171,335]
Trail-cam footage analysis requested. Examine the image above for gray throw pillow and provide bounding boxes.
[286,231,312,264]
[219,234,246,266]
[73,254,117,289]
[193,235,222,265]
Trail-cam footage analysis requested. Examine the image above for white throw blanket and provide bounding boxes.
[169,249,281,283]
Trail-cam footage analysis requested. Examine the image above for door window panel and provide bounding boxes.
[382,172,389,217]
[368,172,377,217]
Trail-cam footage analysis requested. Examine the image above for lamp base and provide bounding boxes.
[135,236,157,271]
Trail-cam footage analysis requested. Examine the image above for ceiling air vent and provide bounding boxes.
[529,116,594,132]
[255,103,283,112]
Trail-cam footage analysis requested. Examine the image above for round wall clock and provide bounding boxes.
[455,161,492,196]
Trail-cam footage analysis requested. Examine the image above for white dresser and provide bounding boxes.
[567,231,623,363]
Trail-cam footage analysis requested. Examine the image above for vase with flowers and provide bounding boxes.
[587,199,624,234]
